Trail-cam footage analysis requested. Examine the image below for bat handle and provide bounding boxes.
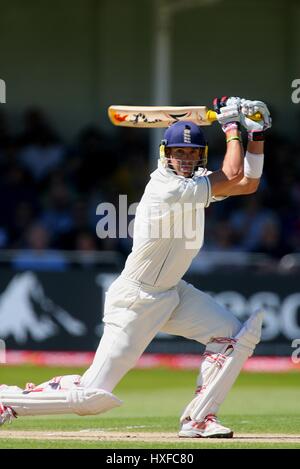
[206,110,263,123]
[206,110,218,122]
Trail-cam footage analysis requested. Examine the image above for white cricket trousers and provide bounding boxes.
[80,276,241,392]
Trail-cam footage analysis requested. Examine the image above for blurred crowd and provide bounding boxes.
[204,133,300,257]
[0,107,299,271]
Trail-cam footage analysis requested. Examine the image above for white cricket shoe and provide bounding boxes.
[178,414,233,438]
[0,403,17,426]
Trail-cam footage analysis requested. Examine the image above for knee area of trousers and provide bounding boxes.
[230,316,243,337]
[217,315,242,339]
[205,318,242,354]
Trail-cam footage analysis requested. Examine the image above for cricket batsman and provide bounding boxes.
[0,97,271,438]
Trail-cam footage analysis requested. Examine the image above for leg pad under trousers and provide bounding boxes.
[0,388,122,416]
[180,310,264,423]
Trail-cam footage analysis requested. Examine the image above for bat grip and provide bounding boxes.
[207,110,263,123]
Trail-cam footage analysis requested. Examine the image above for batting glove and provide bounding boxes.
[226,96,242,108]
[213,96,240,133]
[240,99,272,141]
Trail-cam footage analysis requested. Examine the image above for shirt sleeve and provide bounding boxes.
[203,169,228,204]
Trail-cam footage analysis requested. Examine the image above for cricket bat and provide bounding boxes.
[108,105,262,128]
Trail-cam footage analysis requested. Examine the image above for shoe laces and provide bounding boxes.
[0,404,17,423]
[204,414,219,424]
[25,382,36,391]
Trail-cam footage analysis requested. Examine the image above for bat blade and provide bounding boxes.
[108,105,217,128]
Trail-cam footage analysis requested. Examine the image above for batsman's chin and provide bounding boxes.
[179,170,193,178]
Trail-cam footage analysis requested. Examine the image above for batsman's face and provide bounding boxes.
[167,147,203,177]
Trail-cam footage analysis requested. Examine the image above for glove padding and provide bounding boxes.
[213,98,240,133]
[240,100,272,138]
[213,96,229,113]
[217,105,240,133]
[225,96,242,108]
[213,96,241,133]
[214,96,243,114]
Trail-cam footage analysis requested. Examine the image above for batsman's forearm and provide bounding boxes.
[222,131,244,179]
[247,141,264,154]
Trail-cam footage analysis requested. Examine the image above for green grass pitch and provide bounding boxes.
[0,366,300,449]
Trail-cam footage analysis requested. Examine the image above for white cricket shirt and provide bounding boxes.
[121,160,212,289]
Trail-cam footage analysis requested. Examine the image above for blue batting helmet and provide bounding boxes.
[162,121,207,148]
